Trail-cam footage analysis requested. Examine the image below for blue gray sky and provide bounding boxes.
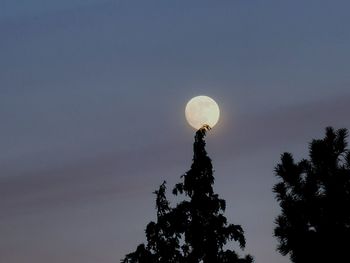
[1,1,350,263]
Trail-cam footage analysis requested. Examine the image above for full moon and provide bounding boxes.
[185,95,220,130]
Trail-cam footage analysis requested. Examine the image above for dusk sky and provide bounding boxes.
[1,1,350,263]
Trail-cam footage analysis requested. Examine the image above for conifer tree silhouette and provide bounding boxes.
[273,127,350,263]
[122,125,253,263]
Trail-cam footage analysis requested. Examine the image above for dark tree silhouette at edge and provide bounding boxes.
[122,125,253,263]
[273,127,350,263]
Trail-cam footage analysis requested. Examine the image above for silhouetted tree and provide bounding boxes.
[122,125,253,263]
[273,127,350,263]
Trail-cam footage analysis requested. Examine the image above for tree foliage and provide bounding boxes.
[273,127,350,263]
[122,126,253,263]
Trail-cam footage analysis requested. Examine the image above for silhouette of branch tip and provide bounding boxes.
[195,124,211,143]
[199,124,211,132]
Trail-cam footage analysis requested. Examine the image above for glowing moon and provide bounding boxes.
[185,95,220,130]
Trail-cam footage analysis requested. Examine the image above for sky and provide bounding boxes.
[1,0,350,262]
